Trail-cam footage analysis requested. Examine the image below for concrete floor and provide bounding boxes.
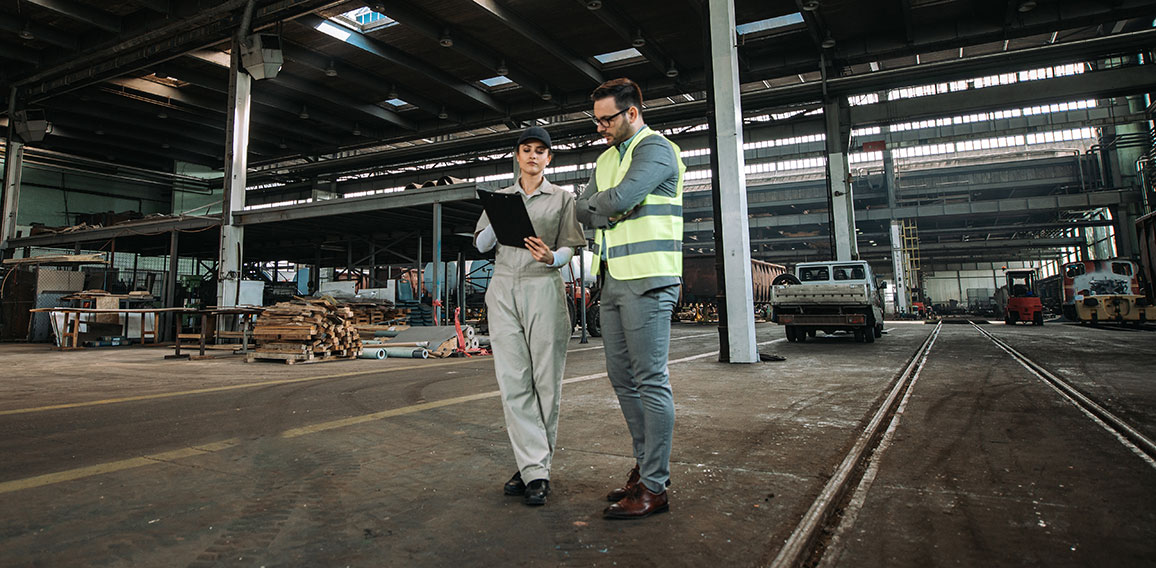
[0,320,1153,567]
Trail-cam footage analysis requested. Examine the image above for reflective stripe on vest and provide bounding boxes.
[592,127,685,279]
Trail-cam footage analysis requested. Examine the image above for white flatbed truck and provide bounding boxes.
[770,260,886,343]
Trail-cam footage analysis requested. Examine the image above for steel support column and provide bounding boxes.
[432,202,442,325]
[217,38,252,307]
[889,220,909,314]
[1,88,23,258]
[825,98,856,261]
[164,230,179,341]
[706,0,757,363]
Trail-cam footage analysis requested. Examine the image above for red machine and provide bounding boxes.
[1004,268,1043,326]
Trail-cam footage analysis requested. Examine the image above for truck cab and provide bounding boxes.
[771,260,885,343]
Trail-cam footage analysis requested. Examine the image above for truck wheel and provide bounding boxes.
[785,326,797,342]
[773,273,801,286]
[586,306,602,337]
[865,327,876,343]
[566,297,577,332]
[874,324,883,338]
[1033,312,1044,326]
[796,327,807,343]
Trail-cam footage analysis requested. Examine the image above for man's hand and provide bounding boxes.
[524,236,554,264]
[609,204,639,224]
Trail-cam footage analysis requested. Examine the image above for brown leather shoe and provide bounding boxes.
[603,484,669,519]
[605,464,640,502]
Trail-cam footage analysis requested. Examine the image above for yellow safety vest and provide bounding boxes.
[591,127,685,279]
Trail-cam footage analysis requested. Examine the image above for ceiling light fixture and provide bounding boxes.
[541,86,552,101]
[439,29,453,47]
[585,0,602,10]
[19,22,35,41]
[156,110,168,119]
[387,84,399,100]
[1017,1,1037,12]
[665,61,679,78]
[438,106,448,120]
[632,29,646,48]
[821,34,836,49]
[298,105,309,120]
[278,139,288,149]
[496,59,509,76]
[324,60,338,77]
[802,0,820,11]
[352,122,361,136]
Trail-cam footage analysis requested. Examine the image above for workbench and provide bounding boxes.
[166,307,262,360]
[29,307,186,349]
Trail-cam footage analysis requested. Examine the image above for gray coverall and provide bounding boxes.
[475,179,586,483]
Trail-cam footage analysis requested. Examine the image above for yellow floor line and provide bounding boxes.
[0,438,241,495]
[0,359,479,417]
[0,345,745,494]
[282,350,724,438]
[1,332,722,417]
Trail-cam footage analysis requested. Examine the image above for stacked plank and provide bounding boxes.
[345,302,408,326]
[247,299,363,364]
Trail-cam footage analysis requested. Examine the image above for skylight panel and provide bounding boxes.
[594,48,643,64]
[736,13,803,35]
[480,76,514,88]
[333,7,396,31]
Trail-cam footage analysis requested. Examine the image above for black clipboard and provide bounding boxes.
[477,190,537,248]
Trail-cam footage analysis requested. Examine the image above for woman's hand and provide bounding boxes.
[524,236,554,264]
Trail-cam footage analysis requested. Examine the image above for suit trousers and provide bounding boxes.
[599,271,679,493]
[486,272,570,483]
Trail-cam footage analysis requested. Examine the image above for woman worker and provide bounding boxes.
[474,126,586,506]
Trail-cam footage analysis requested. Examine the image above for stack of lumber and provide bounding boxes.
[345,302,408,325]
[247,299,363,364]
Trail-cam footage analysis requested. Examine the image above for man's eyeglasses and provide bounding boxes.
[591,107,630,128]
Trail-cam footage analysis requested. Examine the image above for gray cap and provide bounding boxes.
[516,126,552,149]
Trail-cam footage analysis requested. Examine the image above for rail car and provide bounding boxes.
[680,257,789,305]
[1139,211,1156,302]
[1037,273,1064,315]
[1059,258,1152,324]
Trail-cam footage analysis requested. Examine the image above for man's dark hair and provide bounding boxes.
[590,78,642,112]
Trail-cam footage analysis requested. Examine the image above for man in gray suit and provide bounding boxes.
[576,78,686,520]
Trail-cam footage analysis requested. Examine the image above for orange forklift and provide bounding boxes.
[1004,268,1043,325]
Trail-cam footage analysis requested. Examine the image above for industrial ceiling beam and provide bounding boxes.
[132,0,171,14]
[298,14,505,113]
[48,113,225,157]
[469,0,603,85]
[571,0,674,77]
[849,64,1156,127]
[0,15,78,50]
[16,0,335,102]
[369,0,549,99]
[158,61,353,144]
[269,74,416,131]
[795,0,827,52]
[279,42,458,122]
[684,189,1140,232]
[46,126,216,166]
[23,0,122,33]
[0,43,41,64]
[73,87,323,152]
